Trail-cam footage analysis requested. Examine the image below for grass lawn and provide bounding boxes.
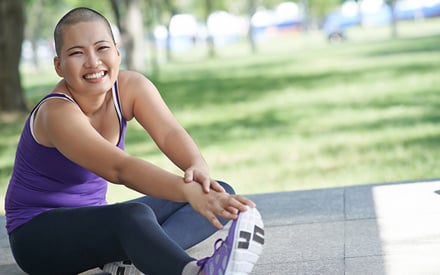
[1,18,440,210]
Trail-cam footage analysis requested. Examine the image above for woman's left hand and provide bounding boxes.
[183,166,225,193]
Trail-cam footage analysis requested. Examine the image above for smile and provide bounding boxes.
[84,71,106,80]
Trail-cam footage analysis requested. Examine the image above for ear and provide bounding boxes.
[115,44,122,65]
[54,56,64,77]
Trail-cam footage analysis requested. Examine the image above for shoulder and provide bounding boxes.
[116,70,160,120]
[39,94,82,117]
[117,70,158,97]
[117,70,154,88]
[33,94,86,147]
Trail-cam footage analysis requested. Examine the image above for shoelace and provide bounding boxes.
[196,238,226,274]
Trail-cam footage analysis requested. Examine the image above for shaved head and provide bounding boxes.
[54,7,115,56]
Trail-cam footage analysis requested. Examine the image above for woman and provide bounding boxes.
[5,7,264,275]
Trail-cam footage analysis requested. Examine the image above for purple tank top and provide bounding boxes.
[5,82,127,234]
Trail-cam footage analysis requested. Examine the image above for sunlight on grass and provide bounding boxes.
[106,19,440,199]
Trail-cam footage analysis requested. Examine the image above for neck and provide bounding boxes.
[63,81,113,116]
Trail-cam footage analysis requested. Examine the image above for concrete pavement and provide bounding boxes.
[2,179,440,274]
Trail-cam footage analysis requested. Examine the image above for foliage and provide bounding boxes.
[23,0,114,42]
[22,0,342,40]
[307,0,341,19]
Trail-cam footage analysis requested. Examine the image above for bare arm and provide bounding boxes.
[119,71,223,192]
[38,98,187,201]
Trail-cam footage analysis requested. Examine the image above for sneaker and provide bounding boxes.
[102,260,144,275]
[197,206,265,275]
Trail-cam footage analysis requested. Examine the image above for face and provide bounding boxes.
[54,20,121,95]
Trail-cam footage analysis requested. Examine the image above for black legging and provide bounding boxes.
[9,181,233,275]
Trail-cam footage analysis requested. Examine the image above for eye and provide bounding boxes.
[98,46,110,51]
[68,51,83,56]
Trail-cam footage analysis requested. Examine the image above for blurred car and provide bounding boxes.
[322,0,440,42]
[251,2,304,40]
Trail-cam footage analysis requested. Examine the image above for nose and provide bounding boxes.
[85,53,102,68]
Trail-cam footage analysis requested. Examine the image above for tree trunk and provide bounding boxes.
[205,0,215,58]
[0,0,27,112]
[27,0,44,70]
[145,0,160,77]
[301,0,309,33]
[110,0,123,33]
[163,0,177,62]
[247,0,257,54]
[124,0,144,72]
[110,0,145,72]
[389,0,398,38]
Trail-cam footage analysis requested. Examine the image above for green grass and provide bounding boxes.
[2,18,440,209]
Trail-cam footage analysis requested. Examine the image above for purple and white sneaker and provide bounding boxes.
[102,260,144,275]
[197,206,265,275]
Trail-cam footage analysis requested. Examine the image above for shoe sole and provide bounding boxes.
[225,207,265,275]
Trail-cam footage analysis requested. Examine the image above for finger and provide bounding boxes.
[225,206,238,215]
[222,196,255,214]
[218,208,238,220]
[208,214,224,230]
[202,178,211,193]
[183,169,193,183]
[234,195,256,209]
[211,180,226,193]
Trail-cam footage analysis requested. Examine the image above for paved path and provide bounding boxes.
[2,179,440,274]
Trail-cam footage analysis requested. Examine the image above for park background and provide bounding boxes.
[1,0,440,213]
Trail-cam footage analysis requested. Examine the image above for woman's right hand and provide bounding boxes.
[184,183,256,229]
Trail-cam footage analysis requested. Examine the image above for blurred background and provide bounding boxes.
[1,0,440,210]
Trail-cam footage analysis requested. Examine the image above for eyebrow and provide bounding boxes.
[65,40,111,52]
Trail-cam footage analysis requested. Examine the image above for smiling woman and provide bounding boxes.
[4,7,264,275]
[53,17,121,100]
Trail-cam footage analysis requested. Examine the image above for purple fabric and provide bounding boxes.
[5,83,127,234]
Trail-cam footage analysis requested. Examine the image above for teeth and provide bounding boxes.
[85,71,105,80]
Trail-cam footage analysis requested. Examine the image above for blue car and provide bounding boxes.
[322,0,440,41]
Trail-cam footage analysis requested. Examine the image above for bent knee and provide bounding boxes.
[116,202,157,224]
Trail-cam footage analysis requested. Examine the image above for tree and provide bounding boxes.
[204,0,216,57]
[110,0,145,72]
[306,0,340,20]
[125,0,144,71]
[386,0,398,37]
[0,0,27,112]
[247,0,257,53]
[144,0,161,76]
[23,0,65,70]
[162,0,178,62]
[25,0,44,69]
